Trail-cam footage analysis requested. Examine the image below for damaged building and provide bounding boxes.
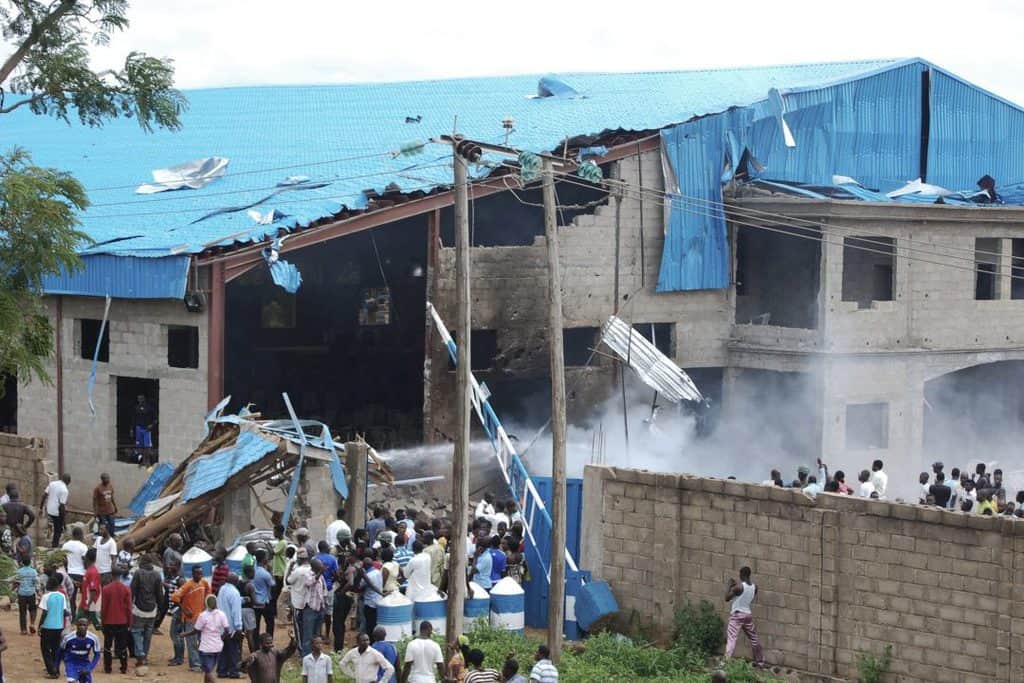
[9,57,1024,505]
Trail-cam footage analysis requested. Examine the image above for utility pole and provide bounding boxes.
[446,136,473,639]
[542,158,567,660]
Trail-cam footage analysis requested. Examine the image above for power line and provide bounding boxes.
[543,172,1024,285]
[83,146,438,193]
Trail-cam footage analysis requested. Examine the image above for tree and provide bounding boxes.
[0,0,186,392]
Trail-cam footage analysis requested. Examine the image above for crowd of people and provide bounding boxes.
[0,474,558,683]
[762,458,1019,515]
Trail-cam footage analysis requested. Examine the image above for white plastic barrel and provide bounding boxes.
[489,577,524,634]
[377,592,414,642]
[226,545,247,574]
[413,587,447,637]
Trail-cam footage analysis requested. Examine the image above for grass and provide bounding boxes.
[279,623,781,683]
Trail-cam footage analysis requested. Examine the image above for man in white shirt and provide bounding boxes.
[302,635,336,683]
[93,525,118,585]
[403,541,433,602]
[285,548,313,654]
[325,510,351,549]
[40,474,71,548]
[474,493,495,521]
[401,621,444,683]
[340,632,393,683]
[870,460,888,499]
[62,526,89,607]
[856,470,875,498]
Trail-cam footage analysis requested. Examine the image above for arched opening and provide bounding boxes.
[924,361,1024,473]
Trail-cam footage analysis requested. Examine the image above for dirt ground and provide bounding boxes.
[0,605,340,683]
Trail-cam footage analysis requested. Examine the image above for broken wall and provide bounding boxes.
[18,296,209,509]
[581,466,1024,683]
[427,149,732,438]
[0,434,48,545]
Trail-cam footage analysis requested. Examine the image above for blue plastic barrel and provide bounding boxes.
[377,592,414,642]
[463,581,490,623]
[575,580,619,632]
[182,547,213,578]
[413,588,447,637]
[489,577,524,634]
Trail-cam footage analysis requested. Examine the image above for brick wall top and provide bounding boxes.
[593,465,1019,534]
[0,433,44,449]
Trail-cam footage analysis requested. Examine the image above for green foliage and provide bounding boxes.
[282,624,784,683]
[0,1,187,130]
[856,644,893,683]
[674,599,726,657]
[0,148,90,391]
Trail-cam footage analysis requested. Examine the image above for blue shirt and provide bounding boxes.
[217,582,243,632]
[315,553,339,592]
[372,640,398,683]
[40,591,67,630]
[362,568,383,609]
[488,548,506,583]
[16,565,37,597]
[474,552,493,590]
[61,631,101,671]
[366,519,386,545]
[251,566,275,606]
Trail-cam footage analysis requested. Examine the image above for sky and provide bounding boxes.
[77,0,1024,104]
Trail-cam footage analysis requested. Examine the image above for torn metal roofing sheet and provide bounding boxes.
[180,430,279,503]
[128,462,176,516]
[599,316,703,403]
[6,59,900,266]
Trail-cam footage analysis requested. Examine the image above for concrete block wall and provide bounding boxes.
[18,296,208,509]
[427,149,732,436]
[582,465,1024,683]
[0,434,49,545]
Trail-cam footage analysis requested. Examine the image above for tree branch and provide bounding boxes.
[0,0,77,84]
[0,93,45,114]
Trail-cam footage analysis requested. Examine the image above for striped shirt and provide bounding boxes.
[530,659,559,682]
[466,668,501,683]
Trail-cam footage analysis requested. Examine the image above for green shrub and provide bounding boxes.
[673,599,725,657]
[856,644,892,683]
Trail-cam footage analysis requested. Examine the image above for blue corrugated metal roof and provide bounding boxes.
[180,430,278,503]
[40,253,190,299]
[128,462,176,516]
[657,59,1024,292]
[7,59,901,264]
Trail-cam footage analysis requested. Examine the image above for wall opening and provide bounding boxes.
[79,319,109,362]
[167,325,200,369]
[633,323,674,358]
[729,369,821,462]
[0,374,15,433]
[226,216,428,449]
[841,236,894,308]
[924,361,1024,466]
[447,330,498,372]
[845,402,888,450]
[1012,239,1024,300]
[975,237,1000,300]
[563,327,600,367]
[735,225,821,328]
[115,376,159,464]
[439,181,609,247]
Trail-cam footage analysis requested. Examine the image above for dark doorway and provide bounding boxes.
[0,374,16,433]
[115,377,159,463]
[225,216,428,449]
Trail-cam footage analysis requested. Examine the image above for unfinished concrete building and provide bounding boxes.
[9,58,1024,506]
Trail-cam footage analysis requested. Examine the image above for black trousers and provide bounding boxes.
[40,628,63,675]
[362,604,377,636]
[48,513,64,548]
[103,623,131,673]
[217,633,241,676]
[333,592,353,650]
[17,595,36,633]
[254,605,274,638]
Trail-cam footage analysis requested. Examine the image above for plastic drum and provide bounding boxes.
[463,581,490,623]
[181,547,213,578]
[377,592,414,642]
[413,588,447,637]
[489,577,524,634]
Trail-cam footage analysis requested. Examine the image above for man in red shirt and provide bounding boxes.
[101,566,132,674]
[78,548,102,628]
[210,546,230,596]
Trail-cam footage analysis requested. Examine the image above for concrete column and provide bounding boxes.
[220,485,252,545]
[344,441,367,531]
[999,238,1013,300]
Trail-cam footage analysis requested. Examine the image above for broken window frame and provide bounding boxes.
[974,237,1001,301]
[841,236,896,309]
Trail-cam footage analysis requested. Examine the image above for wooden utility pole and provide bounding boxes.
[446,138,472,639]
[344,441,368,531]
[542,158,568,660]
